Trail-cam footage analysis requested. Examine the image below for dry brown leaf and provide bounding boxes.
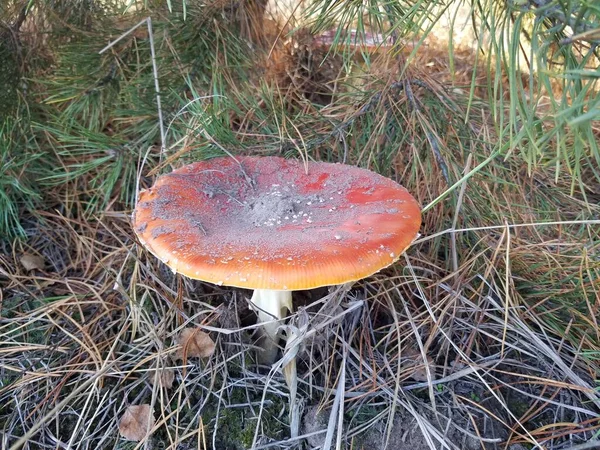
[118,404,154,441]
[149,367,175,389]
[20,253,45,271]
[410,355,435,382]
[404,347,435,382]
[174,327,215,360]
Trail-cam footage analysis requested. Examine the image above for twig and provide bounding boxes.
[99,17,166,157]
[413,219,600,245]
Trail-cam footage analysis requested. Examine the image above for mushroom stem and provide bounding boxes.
[250,289,293,362]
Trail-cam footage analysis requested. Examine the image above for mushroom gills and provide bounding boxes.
[250,289,293,362]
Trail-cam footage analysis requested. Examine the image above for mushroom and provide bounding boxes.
[132,156,421,361]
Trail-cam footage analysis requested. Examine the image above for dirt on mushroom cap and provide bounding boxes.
[133,156,421,290]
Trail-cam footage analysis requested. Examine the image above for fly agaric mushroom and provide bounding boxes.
[133,156,421,360]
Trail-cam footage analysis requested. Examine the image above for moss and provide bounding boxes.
[507,397,530,418]
[197,384,289,449]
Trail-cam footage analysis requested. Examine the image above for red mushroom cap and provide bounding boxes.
[133,156,421,290]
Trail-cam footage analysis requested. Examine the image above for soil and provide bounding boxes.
[302,406,526,450]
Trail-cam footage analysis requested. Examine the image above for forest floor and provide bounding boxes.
[1,2,599,449]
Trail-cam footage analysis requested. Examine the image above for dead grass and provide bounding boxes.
[1,189,599,449]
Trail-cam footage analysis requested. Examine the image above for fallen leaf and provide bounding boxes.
[118,404,154,441]
[175,327,215,360]
[20,253,45,271]
[149,367,175,389]
[404,346,435,382]
[410,355,435,382]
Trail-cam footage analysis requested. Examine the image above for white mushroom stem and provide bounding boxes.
[250,289,293,362]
